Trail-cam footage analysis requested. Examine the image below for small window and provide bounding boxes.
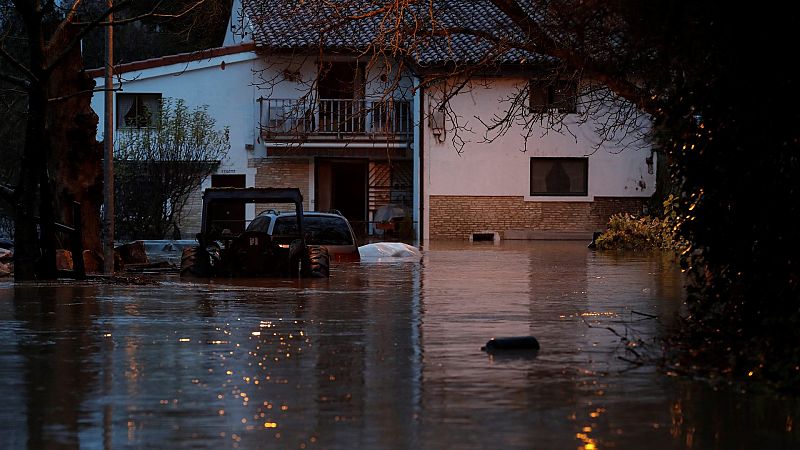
[117,93,161,128]
[212,174,246,188]
[529,80,577,114]
[530,157,588,196]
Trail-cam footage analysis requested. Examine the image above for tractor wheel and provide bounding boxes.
[288,239,305,277]
[180,246,212,278]
[304,245,330,278]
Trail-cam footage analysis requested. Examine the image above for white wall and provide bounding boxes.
[423,77,655,198]
[92,51,261,185]
[421,77,656,239]
[91,51,415,176]
[91,51,417,226]
[223,0,249,46]
[91,51,262,225]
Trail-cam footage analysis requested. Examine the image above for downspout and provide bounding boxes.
[412,76,425,245]
[418,84,425,245]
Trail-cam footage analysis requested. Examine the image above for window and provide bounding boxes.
[273,215,355,245]
[529,80,577,114]
[530,157,588,196]
[246,215,272,233]
[117,93,161,128]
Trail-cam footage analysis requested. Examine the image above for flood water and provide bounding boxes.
[1,240,798,449]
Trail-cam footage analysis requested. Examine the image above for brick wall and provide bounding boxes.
[176,185,204,237]
[250,158,312,211]
[429,195,646,240]
[590,197,647,230]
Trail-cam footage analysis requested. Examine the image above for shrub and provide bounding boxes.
[595,195,688,253]
[115,98,229,240]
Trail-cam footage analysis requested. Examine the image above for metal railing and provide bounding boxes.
[258,98,413,138]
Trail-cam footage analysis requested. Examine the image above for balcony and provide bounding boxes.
[258,98,413,144]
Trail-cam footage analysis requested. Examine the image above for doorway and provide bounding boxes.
[317,61,366,133]
[208,174,246,233]
[316,160,367,234]
[318,61,365,99]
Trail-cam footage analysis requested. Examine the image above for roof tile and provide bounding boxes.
[241,0,547,66]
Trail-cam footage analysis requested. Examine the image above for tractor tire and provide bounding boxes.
[288,239,306,277]
[180,246,212,278]
[304,245,330,278]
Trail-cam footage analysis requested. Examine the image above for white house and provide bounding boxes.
[89,0,656,243]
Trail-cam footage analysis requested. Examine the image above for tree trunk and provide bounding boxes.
[13,86,48,281]
[12,19,103,281]
[11,5,54,280]
[46,26,104,263]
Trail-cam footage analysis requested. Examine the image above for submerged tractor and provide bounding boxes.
[180,188,330,278]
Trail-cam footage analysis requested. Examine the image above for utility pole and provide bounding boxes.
[103,0,115,275]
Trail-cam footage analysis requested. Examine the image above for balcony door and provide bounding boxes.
[318,61,365,133]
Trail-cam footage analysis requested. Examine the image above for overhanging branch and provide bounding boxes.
[0,45,37,85]
[0,71,30,88]
[0,183,15,204]
[44,0,136,74]
[47,0,213,74]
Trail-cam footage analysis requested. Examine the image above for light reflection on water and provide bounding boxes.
[0,240,798,449]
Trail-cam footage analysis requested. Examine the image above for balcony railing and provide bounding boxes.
[258,98,413,139]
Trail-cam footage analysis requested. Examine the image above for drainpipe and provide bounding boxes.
[412,76,424,244]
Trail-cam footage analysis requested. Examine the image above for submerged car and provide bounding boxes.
[246,210,361,263]
[180,188,330,278]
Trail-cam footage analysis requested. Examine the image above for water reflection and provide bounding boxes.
[0,241,798,449]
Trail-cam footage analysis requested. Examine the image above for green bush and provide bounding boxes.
[595,195,688,253]
[595,214,667,250]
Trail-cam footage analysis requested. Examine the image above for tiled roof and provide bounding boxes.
[243,1,375,49]
[242,0,550,67]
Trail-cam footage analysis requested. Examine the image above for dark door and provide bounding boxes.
[331,162,367,235]
[209,174,246,233]
[318,62,365,99]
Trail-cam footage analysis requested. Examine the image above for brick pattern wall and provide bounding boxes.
[429,195,646,240]
[176,186,204,237]
[590,197,646,230]
[250,158,311,211]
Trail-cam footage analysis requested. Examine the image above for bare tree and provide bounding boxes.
[114,97,229,240]
[80,0,233,68]
[0,0,222,280]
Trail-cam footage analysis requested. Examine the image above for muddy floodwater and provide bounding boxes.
[1,241,799,449]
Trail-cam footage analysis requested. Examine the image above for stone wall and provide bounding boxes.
[428,195,646,240]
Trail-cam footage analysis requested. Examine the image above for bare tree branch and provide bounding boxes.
[43,0,136,74]
[0,71,29,88]
[0,44,37,84]
[0,183,14,203]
